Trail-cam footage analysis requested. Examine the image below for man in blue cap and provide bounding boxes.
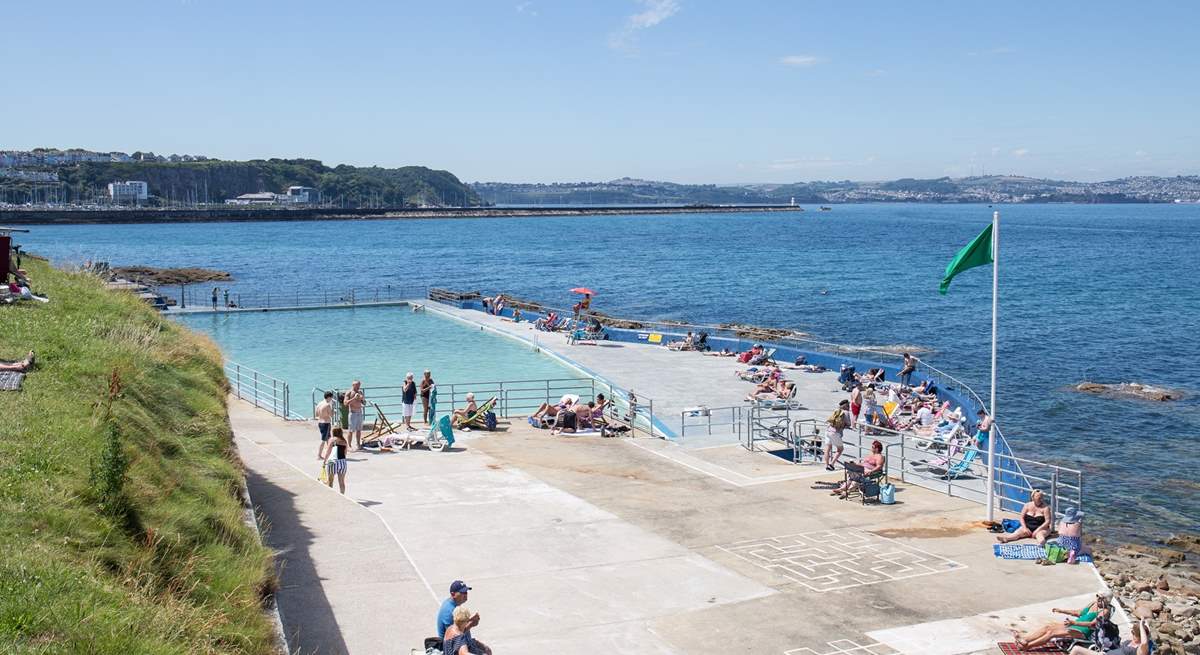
[437,580,479,639]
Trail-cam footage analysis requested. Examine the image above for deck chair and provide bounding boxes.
[926,448,979,479]
[455,396,498,430]
[843,468,887,504]
[754,382,800,410]
[361,403,406,447]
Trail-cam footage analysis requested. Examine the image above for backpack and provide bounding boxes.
[484,411,497,431]
[1094,613,1120,651]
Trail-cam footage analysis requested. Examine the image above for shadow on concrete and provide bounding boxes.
[247,467,350,655]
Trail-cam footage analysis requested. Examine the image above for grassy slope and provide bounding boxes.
[0,259,277,654]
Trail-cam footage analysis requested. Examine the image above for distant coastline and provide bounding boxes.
[0,204,804,225]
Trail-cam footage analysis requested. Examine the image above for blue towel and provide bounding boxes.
[993,541,1093,563]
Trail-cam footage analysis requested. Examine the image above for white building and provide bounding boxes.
[227,192,280,205]
[285,186,319,204]
[108,180,149,203]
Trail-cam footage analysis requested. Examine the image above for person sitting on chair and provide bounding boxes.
[1068,618,1153,655]
[996,489,1053,545]
[830,440,885,498]
[1012,592,1110,651]
[451,393,479,428]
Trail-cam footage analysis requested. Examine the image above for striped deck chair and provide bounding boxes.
[362,403,404,447]
[454,396,498,430]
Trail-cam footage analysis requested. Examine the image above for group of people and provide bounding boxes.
[311,373,439,492]
[530,393,609,435]
[436,580,492,655]
[210,287,236,309]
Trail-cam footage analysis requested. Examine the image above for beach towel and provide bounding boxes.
[997,641,1065,654]
[992,542,1093,563]
[0,371,24,391]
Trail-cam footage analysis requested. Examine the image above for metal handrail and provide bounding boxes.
[168,284,429,311]
[224,360,302,420]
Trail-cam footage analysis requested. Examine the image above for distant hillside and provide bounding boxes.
[475,175,1200,205]
[8,157,480,207]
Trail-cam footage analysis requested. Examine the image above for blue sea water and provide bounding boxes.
[18,204,1200,542]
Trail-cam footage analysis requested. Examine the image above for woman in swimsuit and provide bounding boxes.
[451,393,478,428]
[1013,592,1110,650]
[830,440,886,497]
[420,370,435,423]
[997,489,1053,545]
[322,427,349,494]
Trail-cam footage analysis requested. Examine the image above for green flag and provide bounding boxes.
[939,223,993,294]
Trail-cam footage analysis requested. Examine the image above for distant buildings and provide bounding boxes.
[0,148,206,168]
[226,187,321,206]
[108,181,149,203]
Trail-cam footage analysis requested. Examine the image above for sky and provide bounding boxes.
[2,1,1198,184]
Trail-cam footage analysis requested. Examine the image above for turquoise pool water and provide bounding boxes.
[174,305,581,415]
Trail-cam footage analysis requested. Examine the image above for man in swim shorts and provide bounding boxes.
[344,380,366,450]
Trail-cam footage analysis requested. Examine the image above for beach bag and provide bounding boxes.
[1095,614,1121,651]
[318,464,329,485]
[879,482,896,505]
[1001,518,1021,533]
[1045,542,1069,563]
[484,411,497,431]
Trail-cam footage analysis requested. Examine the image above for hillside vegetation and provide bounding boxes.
[0,259,278,654]
[58,158,480,207]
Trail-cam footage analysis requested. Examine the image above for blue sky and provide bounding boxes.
[2,1,1197,183]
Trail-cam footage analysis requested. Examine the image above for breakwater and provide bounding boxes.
[0,204,803,225]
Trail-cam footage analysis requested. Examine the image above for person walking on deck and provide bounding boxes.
[315,391,334,459]
[321,427,349,494]
[825,400,851,471]
[899,352,917,387]
[401,372,418,431]
[211,286,218,309]
[223,288,230,308]
[420,370,435,423]
[344,380,366,450]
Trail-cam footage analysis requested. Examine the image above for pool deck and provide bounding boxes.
[422,302,843,444]
[232,398,1107,655]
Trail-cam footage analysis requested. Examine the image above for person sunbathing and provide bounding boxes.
[1068,618,1152,655]
[0,350,35,372]
[1013,593,1110,651]
[668,331,695,351]
[830,440,885,497]
[996,489,1053,545]
[451,393,479,428]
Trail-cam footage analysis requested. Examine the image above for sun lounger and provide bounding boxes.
[753,383,801,410]
[455,396,498,430]
[925,447,979,479]
[361,404,407,447]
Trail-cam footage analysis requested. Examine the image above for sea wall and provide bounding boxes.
[0,204,803,225]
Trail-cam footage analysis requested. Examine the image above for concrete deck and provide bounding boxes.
[233,399,1104,655]
[424,303,842,444]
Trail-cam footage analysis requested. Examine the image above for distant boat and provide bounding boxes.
[819,206,832,211]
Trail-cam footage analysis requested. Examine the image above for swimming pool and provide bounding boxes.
[174,305,582,416]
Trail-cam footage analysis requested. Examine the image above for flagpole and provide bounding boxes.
[986,210,999,521]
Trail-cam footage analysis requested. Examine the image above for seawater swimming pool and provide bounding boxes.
[174,304,581,416]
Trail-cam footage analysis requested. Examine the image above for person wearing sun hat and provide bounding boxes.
[1058,507,1085,564]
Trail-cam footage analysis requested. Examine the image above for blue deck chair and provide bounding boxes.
[931,448,978,479]
[426,387,455,452]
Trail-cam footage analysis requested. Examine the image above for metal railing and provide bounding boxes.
[680,404,745,439]
[224,360,301,420]
[167,284,429,312]
[736,409,1083,517]
[310,377,665,439]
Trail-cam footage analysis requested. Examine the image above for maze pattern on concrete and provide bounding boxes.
[716,528,965,592]
[784,639,900,655]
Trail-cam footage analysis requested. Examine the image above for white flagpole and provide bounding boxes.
[986,210,999,521]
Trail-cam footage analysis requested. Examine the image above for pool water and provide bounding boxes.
[174,305,580,413]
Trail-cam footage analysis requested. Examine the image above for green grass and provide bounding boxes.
[0,259,278,654]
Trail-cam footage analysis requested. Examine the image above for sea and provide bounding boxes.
[16,203,1200,544]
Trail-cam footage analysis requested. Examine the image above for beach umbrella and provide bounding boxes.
[570,287,596,295]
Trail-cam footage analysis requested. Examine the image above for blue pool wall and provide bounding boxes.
[456,299,1025,512]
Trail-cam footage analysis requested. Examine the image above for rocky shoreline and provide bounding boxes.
[1093,534,1200,654]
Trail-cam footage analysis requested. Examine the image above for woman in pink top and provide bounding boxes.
[830,440,886,497]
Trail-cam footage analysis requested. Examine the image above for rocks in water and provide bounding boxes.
[111,266,233,286]
[1099,536,1200,655]
[1073,381,1184,401]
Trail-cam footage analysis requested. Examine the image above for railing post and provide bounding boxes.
[285,383,290,418]
[648,399,655,438]
[253,370,260,408]
[272,379,277,415]
[235,364,242,399]
[1051,468,1059,519]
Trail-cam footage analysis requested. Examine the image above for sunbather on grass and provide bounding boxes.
[0,350,35,372]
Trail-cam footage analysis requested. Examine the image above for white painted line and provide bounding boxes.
[624,438,830,488]
[237,436,439,604]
